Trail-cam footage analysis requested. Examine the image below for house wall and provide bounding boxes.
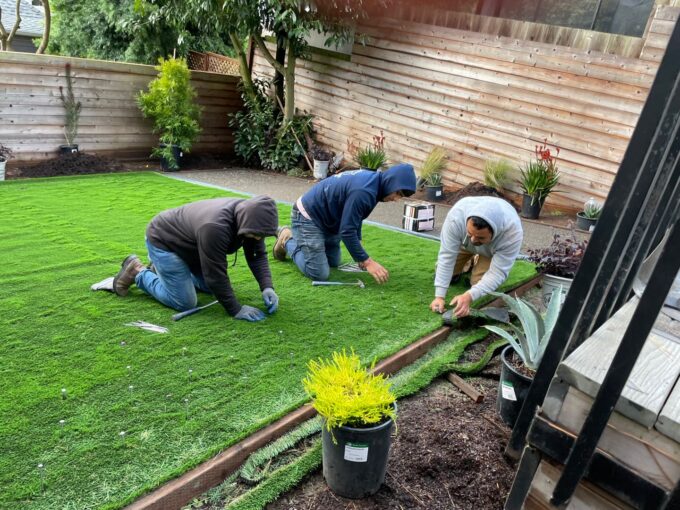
[0,52,242,161]
[10,35,38,53]
[253,4,678,210]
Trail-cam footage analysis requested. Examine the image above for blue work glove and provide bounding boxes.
[262,287,279,314]
[234,305,266,322]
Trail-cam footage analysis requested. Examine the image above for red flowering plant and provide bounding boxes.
[519,140,561,206]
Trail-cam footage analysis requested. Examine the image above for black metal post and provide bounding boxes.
[550,219,680,507]
[507,18,680,457]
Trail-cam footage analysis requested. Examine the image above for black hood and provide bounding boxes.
[234,195,279,237]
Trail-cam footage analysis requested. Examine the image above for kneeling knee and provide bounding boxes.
[306,266,330,281]
[173,295,198,312]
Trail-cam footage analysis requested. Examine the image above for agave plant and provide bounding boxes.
[482,287,562,371]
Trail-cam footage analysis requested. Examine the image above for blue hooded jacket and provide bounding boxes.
[300,163,417,261]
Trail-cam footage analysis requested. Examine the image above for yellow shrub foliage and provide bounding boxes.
[302,350,396,431]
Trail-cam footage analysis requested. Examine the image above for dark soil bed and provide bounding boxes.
[13,153,127,178]
[267,355,516,510]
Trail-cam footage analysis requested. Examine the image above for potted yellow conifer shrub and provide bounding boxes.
[303,350,396,499]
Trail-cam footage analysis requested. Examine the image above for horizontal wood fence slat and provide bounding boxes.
[254,6,678,209]
[0,52,242,161]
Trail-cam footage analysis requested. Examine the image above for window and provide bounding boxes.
[476,0,655,37]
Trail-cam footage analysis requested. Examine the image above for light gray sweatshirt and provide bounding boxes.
[435,196,523,300]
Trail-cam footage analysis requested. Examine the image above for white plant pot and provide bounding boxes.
[313,159,329,179]
[542,273,573,308]
[0,160,6,181]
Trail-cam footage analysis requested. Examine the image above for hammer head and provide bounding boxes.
[357,279,365,288]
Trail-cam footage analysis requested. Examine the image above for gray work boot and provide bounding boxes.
[273,226,292,261]
[113,254,145,296]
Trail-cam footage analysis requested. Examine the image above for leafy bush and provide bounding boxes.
[352,130,386,171]
[582,198,603,219]
[483,159,512,191]
[59,63,82,147]
[483,287,562,371]
[137,57,201,169]
[519,141,560,205]
[230,79,312,172]
[309,144,333,162]
[303,350,396,431]
[528,232,588,278]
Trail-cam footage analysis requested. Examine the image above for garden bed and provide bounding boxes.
[0,172,535,509]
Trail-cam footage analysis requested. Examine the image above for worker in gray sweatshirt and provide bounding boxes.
[430,196,523,318]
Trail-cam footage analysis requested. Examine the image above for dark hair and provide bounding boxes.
[468,216,493,235]
[401,189,415,197]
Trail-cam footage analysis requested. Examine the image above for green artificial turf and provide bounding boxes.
[0,172,536,509]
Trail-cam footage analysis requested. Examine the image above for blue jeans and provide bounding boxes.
[135,239,211,311]
[286,208,341,281]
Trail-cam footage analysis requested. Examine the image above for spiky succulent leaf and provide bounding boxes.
[483,325,529,366]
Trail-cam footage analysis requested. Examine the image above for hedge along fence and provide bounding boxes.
[253,5,679,210]
[0,52,242,162]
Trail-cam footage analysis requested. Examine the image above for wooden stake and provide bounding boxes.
[446,372,484,403]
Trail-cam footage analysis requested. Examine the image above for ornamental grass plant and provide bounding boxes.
[303,350,396,431]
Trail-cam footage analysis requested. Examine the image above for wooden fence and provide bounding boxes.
[254,4,678,210]
[0,52,242,161]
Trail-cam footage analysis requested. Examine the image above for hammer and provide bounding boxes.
[312,279,365,288]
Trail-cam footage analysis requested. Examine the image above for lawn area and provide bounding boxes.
[0,172,536,509]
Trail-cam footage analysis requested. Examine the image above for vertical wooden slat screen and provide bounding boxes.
[0,52,243,161]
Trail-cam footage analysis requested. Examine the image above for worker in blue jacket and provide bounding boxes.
[272,163,417,284]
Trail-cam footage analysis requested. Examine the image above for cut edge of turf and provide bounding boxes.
[125,275,540,510]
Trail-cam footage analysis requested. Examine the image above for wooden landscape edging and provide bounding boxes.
[125,276,540,510]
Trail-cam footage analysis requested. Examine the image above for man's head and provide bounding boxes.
[378,164,417,202]
[235,195,279,239]
[466,216,493,246]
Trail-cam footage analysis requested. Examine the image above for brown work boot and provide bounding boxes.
[113,254,145,296]
[272,226,292,261]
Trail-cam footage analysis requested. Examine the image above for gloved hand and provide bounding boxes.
[234,305,266,322]
[262,287,279,314]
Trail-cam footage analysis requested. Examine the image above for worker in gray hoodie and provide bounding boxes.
[430,196,523,318]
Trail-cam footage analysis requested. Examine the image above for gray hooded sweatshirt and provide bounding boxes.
[434,197,523,301]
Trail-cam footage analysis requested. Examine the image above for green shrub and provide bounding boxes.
[582,198,603,219]
[519,161,559,206]
[230,80,312,172]
[356,146,386,171]
[419,146,447,184]
[483,159,512,191]
[303,350,396,431]
[137,57,201,169]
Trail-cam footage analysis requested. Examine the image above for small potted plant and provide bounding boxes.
[0,143,13,181]
[356,131,386,171]
[137,57,201,171]
[483,287,562,427]
[417,146,447,189]
[425,172,444,201]
[528,232,588,307]
[576,198,602,232]
[519,141,560,219]
[310,144,334,180]
[59,63,82,156]
[303,349,396,499]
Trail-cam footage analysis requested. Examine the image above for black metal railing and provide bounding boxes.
[504,14,680,509]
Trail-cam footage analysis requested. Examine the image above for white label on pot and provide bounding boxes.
[344,442,369,462]
[436,190,442,197]
[501,381,517,401]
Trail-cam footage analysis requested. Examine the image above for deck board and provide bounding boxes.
[558,298,680,428]
[657,377,680,443]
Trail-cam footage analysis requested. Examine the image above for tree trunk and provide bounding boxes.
[36,0,50,54]
[273,31,286,117]
[283,37,296,123]
[1,0,22,51]
[229,32,258,106]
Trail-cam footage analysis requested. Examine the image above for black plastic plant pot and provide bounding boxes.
[521,193,543,219]
[321,416,394,499]
[498,345,533,428]
[159,144,183,172]
[426,185,444,201]
[59,144,79,156]
[576,212,597,232]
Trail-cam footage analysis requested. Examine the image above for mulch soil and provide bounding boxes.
[267,345,517,510]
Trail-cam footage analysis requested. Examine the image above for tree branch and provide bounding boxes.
[37,0,50,54]
[252,32,285,75]
[7,0,22,50]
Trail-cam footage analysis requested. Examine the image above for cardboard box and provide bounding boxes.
[403,201,435,232]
